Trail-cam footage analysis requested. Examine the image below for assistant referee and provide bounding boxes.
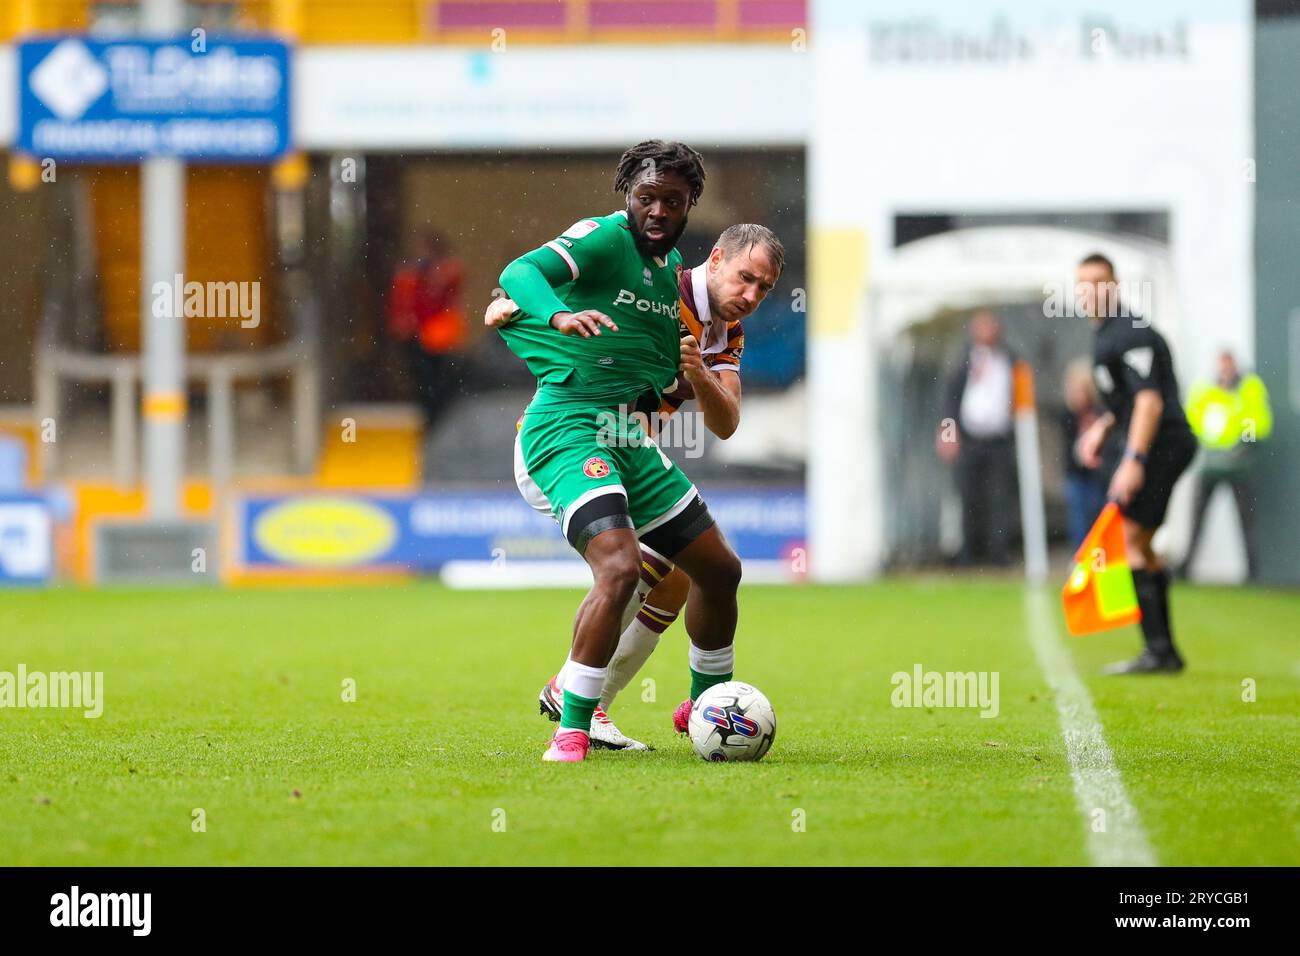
[1073,253,1197,675]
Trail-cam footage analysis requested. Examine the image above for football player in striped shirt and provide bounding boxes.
[488,223,784,750]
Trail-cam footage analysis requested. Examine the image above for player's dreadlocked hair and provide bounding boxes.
[613,140,707,207]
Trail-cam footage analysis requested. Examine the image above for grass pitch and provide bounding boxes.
[1,580,1297,866]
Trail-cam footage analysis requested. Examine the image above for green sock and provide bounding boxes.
[690,668,733,701]
[559,690,600,732]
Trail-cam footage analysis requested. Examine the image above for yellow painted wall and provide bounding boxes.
[69,480,213,582]
[89,166,278,353]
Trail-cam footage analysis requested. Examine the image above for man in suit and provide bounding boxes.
[937,310,1018,567]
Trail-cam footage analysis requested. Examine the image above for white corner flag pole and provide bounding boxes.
[1014,361,1049,583]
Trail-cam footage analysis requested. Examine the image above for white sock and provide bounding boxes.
[555,590,646,695]
[689,642,734,676]
[620,589,643,633]
[600,614,665,709]
[563,658,607,702]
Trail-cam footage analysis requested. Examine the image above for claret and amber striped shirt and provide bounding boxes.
[660,262,745,417]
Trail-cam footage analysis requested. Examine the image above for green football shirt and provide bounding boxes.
[498,210,685,411]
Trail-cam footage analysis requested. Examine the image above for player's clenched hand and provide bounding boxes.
[549,310,619,337]
[679,334,706,381]
[485,296,518,327]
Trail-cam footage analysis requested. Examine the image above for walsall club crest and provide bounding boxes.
[583,456,611,479]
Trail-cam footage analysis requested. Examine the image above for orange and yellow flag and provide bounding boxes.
[1061,502,1142,636]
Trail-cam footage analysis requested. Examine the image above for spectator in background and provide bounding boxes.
[1060,358,1108,551]
[936,310,1017,567]
[386,232,468,429]
[1179,349,1273,581]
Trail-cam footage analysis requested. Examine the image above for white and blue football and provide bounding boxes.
[688,681,776,762]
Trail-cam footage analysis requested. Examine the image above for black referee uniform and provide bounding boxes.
[1093,314,1197,671]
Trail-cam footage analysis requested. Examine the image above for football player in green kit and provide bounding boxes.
[496,141,742,762]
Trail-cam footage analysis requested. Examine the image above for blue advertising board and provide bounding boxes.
[18,36,290,161]
[0,496,54,585]
[232,487,806,574]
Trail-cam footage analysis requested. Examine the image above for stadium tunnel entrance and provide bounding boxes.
[869,225,1184,569]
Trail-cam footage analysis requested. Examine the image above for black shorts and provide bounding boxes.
[1103,428,1197,530]
[565,489,715,560]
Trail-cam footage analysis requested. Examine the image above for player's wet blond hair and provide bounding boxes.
[717,223,785,276]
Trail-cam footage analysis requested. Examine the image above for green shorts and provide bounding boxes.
[514,406,710,556]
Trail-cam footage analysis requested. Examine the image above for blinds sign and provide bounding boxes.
[18,36,290,161]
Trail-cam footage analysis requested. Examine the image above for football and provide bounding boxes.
[688,681,777,762]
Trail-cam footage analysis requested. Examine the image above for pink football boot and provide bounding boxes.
[672,699,693,734]
[542,728,591,763]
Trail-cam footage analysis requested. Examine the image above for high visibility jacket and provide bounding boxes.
[386,259,467,354]
[1186,373,1272,450]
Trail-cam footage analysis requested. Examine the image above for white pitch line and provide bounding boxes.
[1023,587,1156,867]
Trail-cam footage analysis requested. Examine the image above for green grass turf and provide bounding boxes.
[0,581,1296,866]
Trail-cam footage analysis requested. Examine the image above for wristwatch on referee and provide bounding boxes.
[1122,446,1148,465]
